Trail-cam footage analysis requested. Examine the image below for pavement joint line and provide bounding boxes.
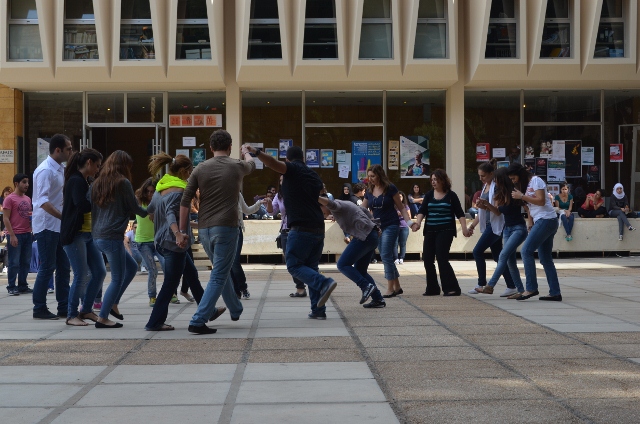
[217,268,274,424]
[373,283,598,424]
[330,294,408,424]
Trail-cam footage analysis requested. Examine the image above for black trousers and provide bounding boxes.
[423,230,460,295]
[578,206,607,218]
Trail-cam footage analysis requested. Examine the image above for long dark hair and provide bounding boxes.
[91,150,133,207]
[506,163,530,193]
[367,164,391,193]
[64,148,103,182]
[492,168,519,207]
[398,191,409,207]
[135,177,156,206]
[430,169,452,192]
[148,151,192,178]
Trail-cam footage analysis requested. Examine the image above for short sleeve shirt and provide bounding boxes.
[365,184,399,229]
[2,193,32,234]
[526,176,557,222]
[554,194,573,210]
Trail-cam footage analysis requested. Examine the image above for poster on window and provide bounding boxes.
[476,143,490,162]
[400,136,430,177]
[540,141,553,158]
[37,138,50,166]
[192,148,206,166]
[321,149,334,168]
[547,160,566,182]
[265,148,278,159]
[581,147,595,165]
[563,140,582,178]
[535,158,548,176]
[587,165,600,182]
[352,141,382,183]
[524,158,536,174]
[249,142,264,169]
[610,144,623,162]
[279,139,292,158]
[306,149,320,168]
[547,184,560,198]
[388,140,399,170]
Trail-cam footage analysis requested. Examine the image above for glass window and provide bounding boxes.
[127,93,163,123]
[387,91,446,188]
[464,91,520,199]
[24,93,83,173]
[120,0,155,60]
[248,0,282,59]
[176,0,210,60]
[485,0,517,58]
[64,0,98,61]
[594,0,625,58]
[540,0,571,58]
[87,93,125,123]
[414,0,447,59]
[359,0,392,59]
[242,91,302,204]
[305,91,383,124]
[524,90,600,122]
[303,0,338,59]
[8,0,42,61]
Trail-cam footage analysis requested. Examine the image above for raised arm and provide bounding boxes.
[244,144,287,174]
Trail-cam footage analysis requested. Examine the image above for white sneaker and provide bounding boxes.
[140,266,148,274]
[1,266,6,273]
[629,226,636,231]
[47,288,54,294]
[500,288,519,297]
[619,235,623,241]
[468,285,481,294]
[398,259,403,264]
[394,259,400,265]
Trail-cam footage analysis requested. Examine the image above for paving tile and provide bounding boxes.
[230,403,399,424]
[102,364,237,383]
[248,349,363,363]
[563,398,640,424]
[140,339,247,351]
[251,337,356,350]
[463,332,577,346]
[352,326,454,337]
[254,327,350,338]
[243,362,372,381]
[121,350,243,365]
[51,406,223,424]
[236,379,386,403]
[543,323,640,333]
[358,334,469,348]
[0,365,105,383]
[0,408,53,424]
[366,347,490,362]
[503,358,640,378]
[0,351,124,366]
[23,339,139,353]
[76,382,231,406]
[376,360,519,380]
[0,384,83,407]
[532,373,640,398]
[0,341,31,354]
[480,344,612,360]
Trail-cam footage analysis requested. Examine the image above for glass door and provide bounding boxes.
[155,124,166,156]
[631,126,640,210]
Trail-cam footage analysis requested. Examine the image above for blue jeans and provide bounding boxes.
[280,230,305,290]
[378,225,400,281]
[190,226,243,327]
[394,226,409,260]
[560,213,574,236]
[487,224,526,292]
[230,229,247,294]
[285,229,332,314]
[337,229,382,302]
[138,241,165,298]
[94,239,138,319]
[7,233,32,291]
[472,222,515,289]
[129,248,142,269]
[147,246,204,329]
[63,232,106,319]
[521,218,561,296]
[33,230,70,315]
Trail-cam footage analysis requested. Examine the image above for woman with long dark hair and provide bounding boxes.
[407,184,424,218]
[554,183,574,241]
[92,150,148,328]
[145,153,205,331]
[361,165,413,297]
[394,191,410,265]
[473,168,526,297]
[507,163,561,301]
[467,161,517,297]
[60,148,105,326]
[412,169,469,296]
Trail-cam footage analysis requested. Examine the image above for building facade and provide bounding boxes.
[1,0,640,208]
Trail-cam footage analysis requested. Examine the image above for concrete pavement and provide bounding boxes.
[1,257,640,423]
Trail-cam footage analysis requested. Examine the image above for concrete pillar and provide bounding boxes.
[446,0,465,198]
[224,0,241,159]
[0,85,21,184]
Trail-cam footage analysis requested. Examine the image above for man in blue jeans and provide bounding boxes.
[244,144,336,319]
[3,174,33,295]
[31,134,72,320]
[179,130,256,334]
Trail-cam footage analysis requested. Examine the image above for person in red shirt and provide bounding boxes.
[577,189,607,218]
[3,174,33,295]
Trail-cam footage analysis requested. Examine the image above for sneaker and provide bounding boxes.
[629,226,636,231]
[33,310,59,320]
[363,299,386,308]
[149,297,156,307]
[308,311,327,320]
[209,306,227,321]
[398,259,403,264]
[8,288,20,296]
[1,266,6,273]
[500,288,519,297]
[93,301,103,310]
[565,235,572,241]
[18,287,33,294]
[180,291,195,302]
[241,289,250,300]
[394,259,400,265]
[170,295,180,304]
[360,283,375,305]
[317,279,337,308]
[468,285,482,294]
[188,324,217,334]
[140,266,148,274]
[47,288,54,294]
[619,235,623,241]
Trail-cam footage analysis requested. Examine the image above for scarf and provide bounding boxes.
[156,174,186,191]
[613,183,625,200]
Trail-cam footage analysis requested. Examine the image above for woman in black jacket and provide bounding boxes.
[61,149,105,326]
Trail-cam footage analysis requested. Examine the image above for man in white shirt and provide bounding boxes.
[32,134,72,320]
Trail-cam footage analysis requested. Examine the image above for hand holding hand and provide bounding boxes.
[462,228,470,238]
[175,232,188,248]
[410,222,421,232]
[466,226,474,236]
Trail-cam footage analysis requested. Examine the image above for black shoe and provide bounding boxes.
[95,321,123,328]
[363,299,386,308]
[382,292,396,298]
[308,311,327,320]
[318,279,337,308]
[208,306,227,321]
[516,290,539,301]
[18,287,33,294]
[7,288,20,296]
[110,309,124,320]
[360,284,375,304]
[57,312,68,318]
[422,291,441,296]
[188,324,217,334]
[33,310,59,320]
[395,288,404,295]
[231,315,240,322]
[539,294,562,301]
[443,291,461,297]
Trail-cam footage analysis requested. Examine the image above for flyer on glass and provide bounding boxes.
[400,136,430,177]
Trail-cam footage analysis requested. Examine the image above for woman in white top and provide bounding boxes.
[507,163,561,301]
[467,161,517,297]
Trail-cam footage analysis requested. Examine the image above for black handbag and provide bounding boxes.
[275,220,284,249]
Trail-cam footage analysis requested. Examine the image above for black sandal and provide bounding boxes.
[289,291,307,298]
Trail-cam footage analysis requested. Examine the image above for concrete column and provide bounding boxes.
[446,82,465,197]
[0,85,21,183]
[224,0,240,159]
